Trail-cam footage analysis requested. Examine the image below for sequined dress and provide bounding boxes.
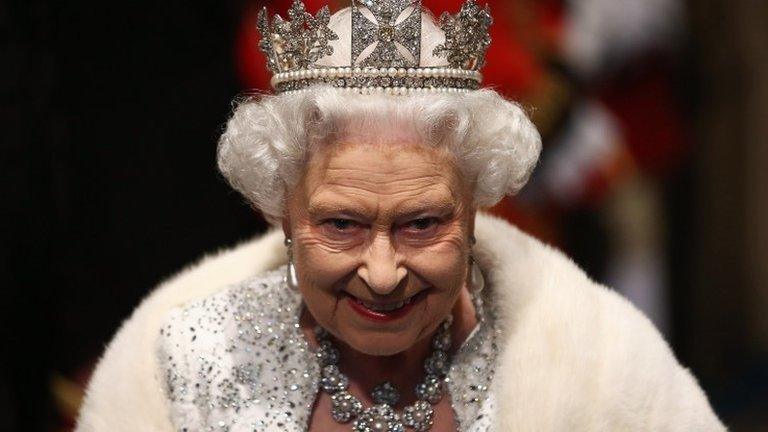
[158,268,499,432]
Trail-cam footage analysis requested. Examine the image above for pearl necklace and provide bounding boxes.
[314,318,453,432]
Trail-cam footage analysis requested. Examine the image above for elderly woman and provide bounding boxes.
[76,1,724,431]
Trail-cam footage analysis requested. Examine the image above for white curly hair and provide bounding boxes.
[217,7,542,224]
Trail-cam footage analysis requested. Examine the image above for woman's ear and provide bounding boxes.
[281,187,293,238]
[281,213,291,239]
[467,206,477,237]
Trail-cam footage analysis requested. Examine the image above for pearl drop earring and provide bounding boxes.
[284,238,299,291]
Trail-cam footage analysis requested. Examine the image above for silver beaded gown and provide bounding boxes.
[158,268,499,432]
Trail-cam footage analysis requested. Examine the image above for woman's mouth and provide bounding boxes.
[346,291,424,322]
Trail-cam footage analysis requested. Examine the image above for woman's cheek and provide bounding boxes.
[407,245,467,292]
[296,245,357,330]
[298,242,359,293]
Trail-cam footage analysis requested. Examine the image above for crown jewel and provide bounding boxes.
[257,0,493,94]
[257,2,338,73]
[351,0,421,68]
[434,0,492,70]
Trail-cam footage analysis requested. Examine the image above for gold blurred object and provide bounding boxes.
[524,70,573,139]
[51,373,85,422]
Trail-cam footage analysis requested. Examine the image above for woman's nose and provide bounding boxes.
[357,235,407,295]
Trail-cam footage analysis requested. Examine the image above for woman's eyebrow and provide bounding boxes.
[394,200,457,220]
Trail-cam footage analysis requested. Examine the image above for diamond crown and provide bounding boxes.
[257,0,493,94]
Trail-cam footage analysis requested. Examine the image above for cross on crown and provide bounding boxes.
[351,0,422,68]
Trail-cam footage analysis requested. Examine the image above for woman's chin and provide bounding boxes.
[343,331,417,357]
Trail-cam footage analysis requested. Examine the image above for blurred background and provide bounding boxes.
[2,0,767,430]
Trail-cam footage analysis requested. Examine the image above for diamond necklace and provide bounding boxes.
[314,317,454,432]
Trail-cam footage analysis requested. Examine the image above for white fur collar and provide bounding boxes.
[75,214,725,431]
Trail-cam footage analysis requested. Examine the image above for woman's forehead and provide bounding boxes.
[297,142,470,217]
[311,139,456,177]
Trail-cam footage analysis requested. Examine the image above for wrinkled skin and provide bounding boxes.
[283,137,478,430]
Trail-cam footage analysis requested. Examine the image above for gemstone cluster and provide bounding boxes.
[315,320,454,432]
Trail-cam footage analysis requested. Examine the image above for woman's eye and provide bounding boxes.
[405,217,439,232]
[326,218,358,231]
[318,218,366,246]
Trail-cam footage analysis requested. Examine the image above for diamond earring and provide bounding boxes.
[285,238,300,291]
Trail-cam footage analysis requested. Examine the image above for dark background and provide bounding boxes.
[3,1,266,429]
[3,0,767,431]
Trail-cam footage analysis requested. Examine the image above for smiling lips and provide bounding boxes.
[347,292,422,322]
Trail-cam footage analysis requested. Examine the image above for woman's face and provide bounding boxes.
[285,138,476,356]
